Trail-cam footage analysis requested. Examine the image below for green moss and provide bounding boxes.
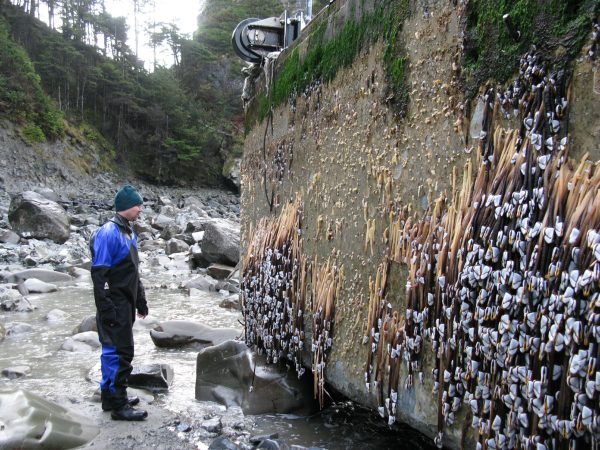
[246,0,413,128]
[21,124,45,144]
[463,0,598,98]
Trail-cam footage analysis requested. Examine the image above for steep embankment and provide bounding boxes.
[240,0,600,448]
[0,120,117,204]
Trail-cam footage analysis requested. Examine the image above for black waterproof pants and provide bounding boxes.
[96,299,135,410]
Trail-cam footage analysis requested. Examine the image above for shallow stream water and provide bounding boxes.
[0,260,434,450]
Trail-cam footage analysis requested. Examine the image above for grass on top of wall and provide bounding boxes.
[246,0,412,131]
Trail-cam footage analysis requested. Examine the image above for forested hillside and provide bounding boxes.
[0,0,324,186]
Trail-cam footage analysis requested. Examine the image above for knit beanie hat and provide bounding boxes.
[114,185,143,212]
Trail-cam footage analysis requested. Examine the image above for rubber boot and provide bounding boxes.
[110,404,148,421]
[101,394,140,411]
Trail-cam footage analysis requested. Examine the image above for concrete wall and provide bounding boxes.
[240,0,600,447]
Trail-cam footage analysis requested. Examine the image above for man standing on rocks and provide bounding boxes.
[90,185,149,421]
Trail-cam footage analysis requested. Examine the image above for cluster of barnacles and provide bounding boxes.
[274,140,294,184]
[364,42,600,449]
[241,199,341,408]
[241,200,307,376]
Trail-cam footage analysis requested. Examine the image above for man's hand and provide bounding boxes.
[137,304,148,319]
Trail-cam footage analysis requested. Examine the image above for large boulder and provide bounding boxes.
[61,331,100,352]
[1,268,73,284]
[149,320,240,348]
[200,219,240,265]
[128,363,174,392]
[23,278,57,293]
[0,388,99,448]
[195,340,314,415]
[8,191,70,243]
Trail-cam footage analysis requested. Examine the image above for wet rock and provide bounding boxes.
[23,277,58,293]
[5,322,34,335]
[257,439,289,450]
[219,295,241,310]
[23,255,38,267]
[0,229,20,244]
[132,316,160,330]
[207,263,236,280]
[1,296,35,312]
[208,436,240,450]
[201,417,222,433]
[249,433,279,445]
[46,308,69,322]
[62,331,100,351]
[0,388,98,448]
[165,238,189,255]
[183,274,217,292]
[8,191,70,243]
[2,365,31,379]
[215,280,240,294]
[200,219,240,265]
[73,314,97,333]
[195,340,314,415]
[128,363,174,392]
[2,268,73,283]
[149,320,240,348]
[68,267,91,281]
[0,284,22,300]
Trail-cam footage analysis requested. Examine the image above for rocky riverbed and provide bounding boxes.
[0,176,250,449]
[0,168,435,449]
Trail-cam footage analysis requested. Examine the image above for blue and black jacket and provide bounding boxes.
[90,214,147,324]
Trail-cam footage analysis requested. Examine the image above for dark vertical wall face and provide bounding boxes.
[240,0,600,447]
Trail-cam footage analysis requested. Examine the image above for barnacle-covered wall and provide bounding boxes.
[240,0,600,448]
